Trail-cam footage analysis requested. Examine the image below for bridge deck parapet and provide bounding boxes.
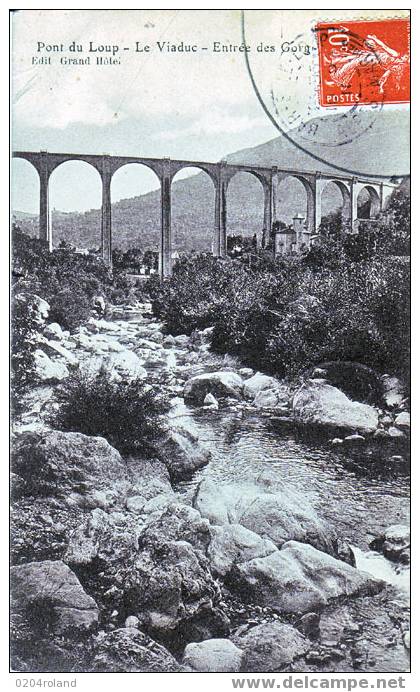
[13,150,392,187]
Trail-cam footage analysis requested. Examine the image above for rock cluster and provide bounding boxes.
[11,307,409,673]
[193,476,336,554]
[370,524,410,564]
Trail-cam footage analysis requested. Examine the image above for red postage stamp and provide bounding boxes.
[316,18,410,107]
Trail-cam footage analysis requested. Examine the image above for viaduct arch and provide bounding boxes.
[12,150,396,277]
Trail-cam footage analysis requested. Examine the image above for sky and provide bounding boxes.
[11,9,409,214]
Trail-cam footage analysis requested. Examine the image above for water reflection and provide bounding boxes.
[175,408,409,551]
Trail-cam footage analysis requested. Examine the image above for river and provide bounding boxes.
[175,408,409,553]
[118,311,411,672]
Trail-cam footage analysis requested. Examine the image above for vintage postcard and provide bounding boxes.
[10,8,410,682]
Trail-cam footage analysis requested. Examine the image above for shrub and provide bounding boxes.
[48,288,92,332]
[12,226,111,297]
[365,257,410,383]
[151,243,409,383]
[302,236,346,271]
[210,259,302,368]
[12,224,151,308]
[11,294,39,411]
[48,370,169,457]
[12,225,155,328]
[264,259,409,380]
[110,273,149,305]
[150,253,239,334]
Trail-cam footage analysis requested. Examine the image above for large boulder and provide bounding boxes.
[207,524,277,577]
[139,501,211,554]
[89,318,121,333]
[388,426,406,439]
[11,492,90,565]
[74,332,96,352]
[44,322,64,340]
[41,339,78,365]
[253,389,287,409]
[193,478,335,555]
[159,428,211,481]
[78,355,105,377]
[293,379,379,434]
[10,560,99,634]
[138,494,178,520]
[233,622,310,672]
[64,508,139,566]
[127,457,174,501]
[77,333,113,354]
[135,337,162,352]
[12,430,130,503]
[232,540,385,614]
[91,627,183,672]
[126,539,230,640]
[33,349,69,383]
[395,412,410,429]
[243,373,287,401]
[311,362,383,405]
[183,638,243,672]
[65,502,228,643]
[370,524,410,563]
[193,478,234,525]
[184,371,243,405]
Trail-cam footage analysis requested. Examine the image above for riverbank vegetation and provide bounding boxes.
[11,225,170,460]
[151,186,410,384]
[12,225,151,322]
[49,371,168,456]
[11,183,410,409]
[11,225,147,402]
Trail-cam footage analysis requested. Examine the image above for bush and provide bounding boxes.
[260,258,409,380]
[151,241,409,382]
[108,273,150,306]
[48,370,169,457]
[12,225,155,321]
[11,294,39,411]
[210,258,302,369]
[302,236,346,271]
[150,254,239,334]
[48,289,92,332]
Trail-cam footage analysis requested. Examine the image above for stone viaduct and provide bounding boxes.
[13,150,397,277]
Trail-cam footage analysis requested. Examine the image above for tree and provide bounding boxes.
[143,250,158,272]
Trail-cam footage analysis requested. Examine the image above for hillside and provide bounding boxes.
[14,109,409,252]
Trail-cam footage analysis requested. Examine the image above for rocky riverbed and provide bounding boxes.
[11,296,410,673]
